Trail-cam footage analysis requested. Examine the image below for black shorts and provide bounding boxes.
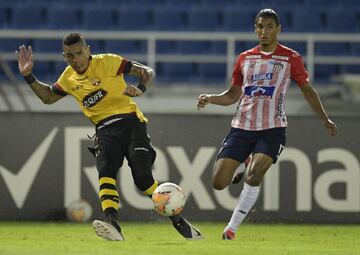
[217,127,286,164]
[95,117,156,178]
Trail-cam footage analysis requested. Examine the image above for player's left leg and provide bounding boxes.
[127,121,202,240]
[223,152,272,240]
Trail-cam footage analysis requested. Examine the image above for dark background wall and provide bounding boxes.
[0,113,359,223]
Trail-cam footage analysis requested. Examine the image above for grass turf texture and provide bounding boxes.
[0,222,359,255]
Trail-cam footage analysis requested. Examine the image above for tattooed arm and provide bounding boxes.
[122,60,156,97]
[16,45,64,104]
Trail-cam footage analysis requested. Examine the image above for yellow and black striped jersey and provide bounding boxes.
[52,53,147,124]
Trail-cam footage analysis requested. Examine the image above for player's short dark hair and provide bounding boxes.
[255,9,280,26]
[63,33,86,46]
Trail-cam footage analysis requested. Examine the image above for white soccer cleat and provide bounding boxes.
[92,220,125,241]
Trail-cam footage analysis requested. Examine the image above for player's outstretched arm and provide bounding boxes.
[300,83,337,137]
[197,85,242,110]
[123,61,155,97]
[16,45,63,104]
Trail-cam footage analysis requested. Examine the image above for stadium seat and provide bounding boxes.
[54,61,68,77]
[130,0,165,6]
[187,8,220,31]
[197,0,232,7]
[104,40,146,54]
[211,42,227,54]
[32,61,55,82]
[156,41,176,54]
[153,9,185,31]
[33,40,63,53]
[315,42,349,56]
[341,64,360,74]
[87,40,104,54]
[0,39,31,52]
[11,6,45,29]
[162,0,200,8]
[116,8,152,31]
[314,64,339,83]
[242,41,258,51]
[303,0,340,9]
[283,42,307,56]
[349,43,360,55]
[47,7,81,29]
[339,0,360,10]
[229,0,269,11]
[83,8,115,30]
[0,60,20,81]
[175,41,212,54]
[292,10,325,32]
[160,63,197,82]
[270,0,301,6]
[326,11,359,33]
[0,7,7,28]
[222,9,254,32]
[198,63,226,83]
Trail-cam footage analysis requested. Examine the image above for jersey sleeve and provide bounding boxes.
[290,52,309,86]
[231,54,244,87]
[50,82,67,96]
[103,54,129,76]
[51,70,68,96]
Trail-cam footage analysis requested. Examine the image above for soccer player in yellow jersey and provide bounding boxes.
[16,33,202,241]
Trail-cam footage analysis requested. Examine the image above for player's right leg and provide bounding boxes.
[231,155,252,184]
[213,128,254,190]
[213,157,241,190]
[92,126,125,241]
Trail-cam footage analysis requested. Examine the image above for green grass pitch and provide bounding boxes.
[0,222,359,255]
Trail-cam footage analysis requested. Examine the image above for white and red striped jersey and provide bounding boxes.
[231,43,308,131]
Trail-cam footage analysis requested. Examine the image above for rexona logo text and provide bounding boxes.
[82,89,107,108]
[252,72,273,82]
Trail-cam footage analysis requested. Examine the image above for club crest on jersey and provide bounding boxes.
[244,86,275,99]
[91,77,101,86]
[273,63,284,73]
[82,89,107,108]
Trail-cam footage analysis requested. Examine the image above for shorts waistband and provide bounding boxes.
[96,113,137,130]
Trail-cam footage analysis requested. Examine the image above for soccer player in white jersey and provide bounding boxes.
[197,9,337,240]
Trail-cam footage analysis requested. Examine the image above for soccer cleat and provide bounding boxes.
[92,220,125,241]
[172,217,203,240]
[222,229,235,240]
[232,156,251,184]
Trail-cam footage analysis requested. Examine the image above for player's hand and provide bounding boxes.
[15,45,34,76]
[324,119,337,137]
[197,94,212,110]
[122,84,143,97]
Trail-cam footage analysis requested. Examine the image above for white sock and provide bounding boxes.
[226,182,260,233]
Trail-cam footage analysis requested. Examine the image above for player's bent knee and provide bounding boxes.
[212,179,227,190]
[245,174,263,186]
[134,175,155,192]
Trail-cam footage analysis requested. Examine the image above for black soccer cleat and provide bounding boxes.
[92,219,125,241]
[232,156,252,184]
[172,217,203,240]
[232,171,245,184]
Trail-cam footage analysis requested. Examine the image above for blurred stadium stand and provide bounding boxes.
[0,0,360,110]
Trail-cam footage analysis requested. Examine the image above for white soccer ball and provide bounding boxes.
[152,182,185,216]
[66,199,93,222]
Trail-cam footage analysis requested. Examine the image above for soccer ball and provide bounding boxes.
[66,199,93,222]
[152,182,185,216]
